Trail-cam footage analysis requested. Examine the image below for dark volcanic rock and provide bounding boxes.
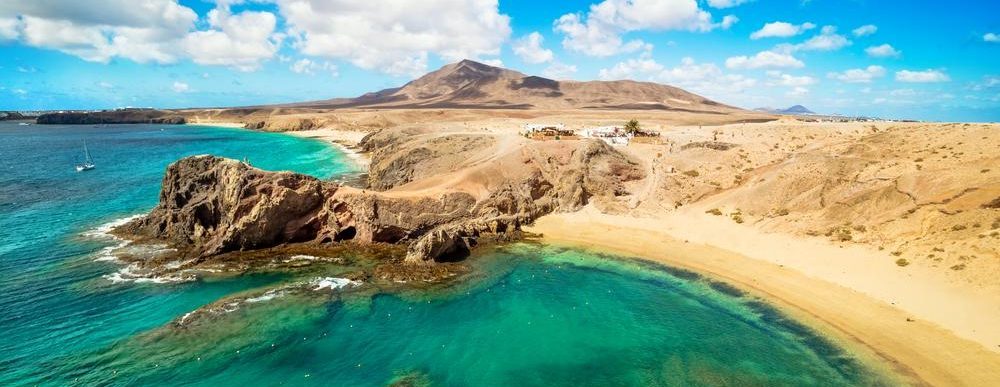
[0,112,27,120]
[36,110,186,125]
[118,156,329,256]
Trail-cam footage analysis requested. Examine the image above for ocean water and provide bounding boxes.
[0,123,890,386]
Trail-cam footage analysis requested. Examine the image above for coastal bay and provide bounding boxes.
[526,208,1000,386]
[5,56,998,386]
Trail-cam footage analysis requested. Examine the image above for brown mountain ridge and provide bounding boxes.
[289,59,742,113]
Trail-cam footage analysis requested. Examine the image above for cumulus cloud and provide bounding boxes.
[543,62,577,80]
[797,26,851,51]
[865,44,900,58]
[553,0,734,57]
[706,0,754,8]
[985,33,999,43]
[181,7,281,71]
[278,0,510,77]
[895,69,949,83]
[719,15,739,30]
[0,17,18,40]
[512,32,554,64]
[0,1,280,70]
[479,58,504,67]
[598,56,757,98]
[852,24,877,37]
[1,1,197,63]
[827,65,886,83]
[725,50,804,69]
[171,81,189,93]
[290,58,338,77]
[766,71,816,87]
[750,21,815,39]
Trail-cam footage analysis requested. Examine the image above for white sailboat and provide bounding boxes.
[75,142,95,172]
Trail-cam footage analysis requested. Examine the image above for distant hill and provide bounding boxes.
[288,59,746,113]
[754,105,816,115]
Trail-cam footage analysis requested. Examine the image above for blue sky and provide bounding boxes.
[1,0,998,121]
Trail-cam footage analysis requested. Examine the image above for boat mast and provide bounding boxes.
[83,141,92,164]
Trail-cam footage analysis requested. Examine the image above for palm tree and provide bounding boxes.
[624,119,640,136]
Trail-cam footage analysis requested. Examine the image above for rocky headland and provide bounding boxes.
[113,131,643,279]
[36,109,186,125]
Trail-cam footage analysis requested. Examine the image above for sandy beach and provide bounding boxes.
[526,208,1000,386]
[286,128,370,167]
[184,121,246,128]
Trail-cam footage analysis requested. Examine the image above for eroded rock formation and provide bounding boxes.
[117,137,643,264]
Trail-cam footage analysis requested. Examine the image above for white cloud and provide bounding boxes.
[599,56,757,98]
[171,81,189,93]
[98,81,113,89]
[766,71,816,87]
[852,24,877,37]
[0,1,279,70]
[543,62,577,80]
[512,32,554,64]
[707,0,754,8]
[787,86,809,97]
[970,75,1000,91]
[865,44,900,58]
[985,33,1000,43]
[13,88,27,95]
[895,69,949,83]
[725,50,804,69]
[599,56,664,80]
[181,7,281,71]
[16,66,36,73]
[480,58,504,67]
[719,15,739,30]
[278,0,510,77]
[2,1,197,63]
[827,66,886,83]
[750,21,815,39]
[0,17,18,40]
[553,0,732,57]
[797,26,851,51]
[290,58,338,77]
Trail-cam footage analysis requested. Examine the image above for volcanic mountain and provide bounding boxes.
[291,59,742,113]
[754,105,817,115]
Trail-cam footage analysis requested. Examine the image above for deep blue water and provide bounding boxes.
[0,122,892,386]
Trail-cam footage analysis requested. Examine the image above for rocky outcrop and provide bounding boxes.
[0,112,28,121]
[118,136,643,264]
[36,110,186,125]
[118,156,329,255]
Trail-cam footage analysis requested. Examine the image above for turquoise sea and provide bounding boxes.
[0,122,892,386]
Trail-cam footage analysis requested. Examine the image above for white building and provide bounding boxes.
[582,126,630,145]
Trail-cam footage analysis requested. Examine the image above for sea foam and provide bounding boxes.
[311,277,360,291]
[82,214,144,262]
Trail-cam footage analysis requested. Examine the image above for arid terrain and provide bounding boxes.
[95,60,1000,385]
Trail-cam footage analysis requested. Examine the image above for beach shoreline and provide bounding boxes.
[285,128,371,168]
[184,121,246,128]
[525,208,1000,386]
